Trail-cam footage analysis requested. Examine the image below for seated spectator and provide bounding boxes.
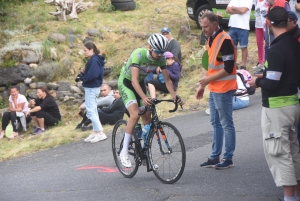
[147,52,181,98]
[79,87,126,131]
[25,86,61,135]
[75,83,114,129]
[0,86,31,139]
[233,72,249,110]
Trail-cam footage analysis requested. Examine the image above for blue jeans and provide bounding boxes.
[84,87,103,132]
[209,90,236,160]
[232,97,249,110]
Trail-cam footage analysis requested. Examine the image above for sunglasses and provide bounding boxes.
[153,49,165,55]
[166,57,173,60]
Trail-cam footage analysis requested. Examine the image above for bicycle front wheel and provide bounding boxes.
[112,120,139,178]
[148,122,186,184]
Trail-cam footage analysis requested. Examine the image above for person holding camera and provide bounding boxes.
[77,41,107,143]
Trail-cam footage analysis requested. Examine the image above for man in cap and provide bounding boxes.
[249,7,300,201]
[160,27,182,63]
[289,0,300,27]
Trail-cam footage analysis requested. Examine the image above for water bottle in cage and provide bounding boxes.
[142,123,151,148]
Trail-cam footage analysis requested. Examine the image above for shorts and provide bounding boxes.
[118,75,148,108]
[229,27,249,48]
[261,104,300,187]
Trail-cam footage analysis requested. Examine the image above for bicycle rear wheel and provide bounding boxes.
[112,120,139,178]
[148,122,186,184]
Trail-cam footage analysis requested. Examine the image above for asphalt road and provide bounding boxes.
[0,93,283,201]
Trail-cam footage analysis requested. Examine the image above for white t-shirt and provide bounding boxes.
[228,0,254,30]
[255,0,269,28]
[290,0,300,27]
[9,94,30,113]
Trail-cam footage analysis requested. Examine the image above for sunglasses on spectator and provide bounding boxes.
[166,57,173,60]
[153,49,165,55]
[162,32,169,36]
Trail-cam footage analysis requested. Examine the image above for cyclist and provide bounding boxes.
[118,33,181,168]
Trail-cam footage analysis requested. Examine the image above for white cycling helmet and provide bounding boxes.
[148,34,168,51]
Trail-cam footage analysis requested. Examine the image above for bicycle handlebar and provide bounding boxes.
[138,96,182,116]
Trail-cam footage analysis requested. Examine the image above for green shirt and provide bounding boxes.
[120,48,166,82]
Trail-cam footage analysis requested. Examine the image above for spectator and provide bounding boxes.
[287,10,300,41]
[286,10,300,150]
[253,0,269,72]
[249,7,300,201]
[161,27,182,63]
[79,87,126,132]
[26,86,61,135]
[75,83,114,129]
[289,0,300,27]
[78,41,107,143]
[232,72,250,110]
[226,0,253,69]
[147,52,181,98]
[263,0,290,68]
[196,11,237,169]
[0,86,31,139]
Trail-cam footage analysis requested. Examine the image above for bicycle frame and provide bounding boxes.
[131,99,178,172]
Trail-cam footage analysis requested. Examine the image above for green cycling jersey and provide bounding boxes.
[120,48,166,82]
[118,48,167,108]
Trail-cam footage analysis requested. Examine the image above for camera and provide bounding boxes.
[75,72,84,82]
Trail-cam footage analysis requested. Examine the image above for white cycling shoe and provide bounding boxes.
[120,153,132,168]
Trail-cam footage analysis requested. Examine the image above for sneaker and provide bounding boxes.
[84,133,96,142]
[200,157,220,168]
[33,128,45,135]
[31,127,40,134]
[215,158,234,169]
[0,131,5,139]
[75,123,83,130]
[252,63,264,70]
[90,133,107,143]
[120,153,132,168]
[81,125,93,131]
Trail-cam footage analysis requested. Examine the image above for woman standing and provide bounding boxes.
[147,51,181,98]
[79,41,107,143]
[0,86,31,139]
[26,86,61,135]
[253,0,269,74]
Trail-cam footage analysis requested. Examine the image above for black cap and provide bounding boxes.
[266,6,288,25]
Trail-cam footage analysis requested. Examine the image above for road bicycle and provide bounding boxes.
[112,98,186,184]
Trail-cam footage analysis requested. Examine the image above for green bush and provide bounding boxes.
[42,40,54,60]
[98,0,115,12]
[0,0,33,9]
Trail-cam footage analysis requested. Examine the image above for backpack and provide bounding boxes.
[236,71,256,95]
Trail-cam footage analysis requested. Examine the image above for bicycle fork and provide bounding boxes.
[154,127,172,154]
